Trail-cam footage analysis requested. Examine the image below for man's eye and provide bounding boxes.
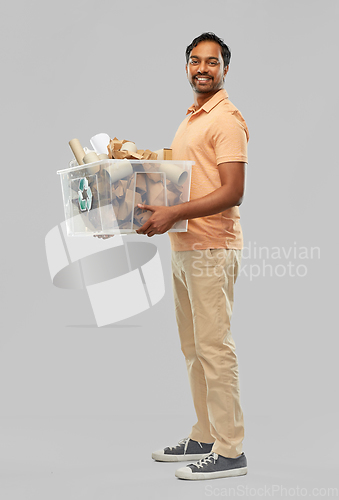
[208,61,218,66]
[190,60,199,65]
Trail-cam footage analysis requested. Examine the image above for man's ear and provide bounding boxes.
[224,65,229,78]
[185,64,188,76]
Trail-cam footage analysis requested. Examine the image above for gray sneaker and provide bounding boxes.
[175,452,248,480]
[152,438,214,462]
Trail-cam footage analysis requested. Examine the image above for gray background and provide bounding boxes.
[1,0,338,498]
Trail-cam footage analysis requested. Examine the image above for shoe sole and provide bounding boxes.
[175,466,248,480]
[152,451,212,462]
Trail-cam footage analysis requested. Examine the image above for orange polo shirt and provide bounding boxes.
[168,88,249,251]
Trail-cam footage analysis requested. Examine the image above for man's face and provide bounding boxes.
[186,40,228,94]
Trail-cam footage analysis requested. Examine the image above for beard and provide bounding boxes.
[189,75,223,94]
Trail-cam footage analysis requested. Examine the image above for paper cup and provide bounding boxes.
[90,133,111,155]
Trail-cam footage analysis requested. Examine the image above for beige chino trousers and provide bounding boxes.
[171,248,244,458]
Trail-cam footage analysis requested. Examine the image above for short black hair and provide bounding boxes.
[185,32,231,67]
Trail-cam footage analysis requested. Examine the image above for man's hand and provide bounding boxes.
[136,204,179,237]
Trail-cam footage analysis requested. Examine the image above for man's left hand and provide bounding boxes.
[136,204,179,237]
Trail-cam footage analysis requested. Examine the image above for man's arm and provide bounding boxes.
[136,161,246,237]
[175,161,245,219]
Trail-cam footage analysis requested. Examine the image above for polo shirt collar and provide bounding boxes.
[186,89,229,115]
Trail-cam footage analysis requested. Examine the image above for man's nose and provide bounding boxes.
[197,61,208,73]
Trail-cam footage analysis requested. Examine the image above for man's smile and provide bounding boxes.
[195,76,212,82]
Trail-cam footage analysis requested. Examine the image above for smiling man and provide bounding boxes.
[137,32,249,481]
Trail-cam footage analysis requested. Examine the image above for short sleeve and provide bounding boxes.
[212,109,249,165]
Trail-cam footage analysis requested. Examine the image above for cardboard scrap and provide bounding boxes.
[107,138,160,161]
[154,148,172,160]
[135,172,147,194]
[145,175,166,206]
[113,150,143,160]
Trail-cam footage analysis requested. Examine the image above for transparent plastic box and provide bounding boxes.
[57,159,193,236]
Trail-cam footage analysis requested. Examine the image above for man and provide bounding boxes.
[136,32,249,481]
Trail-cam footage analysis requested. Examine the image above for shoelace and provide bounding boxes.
[193,452,219,469]
[168,438,203,454]
[167,438,188,452]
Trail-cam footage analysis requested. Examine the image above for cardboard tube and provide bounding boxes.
[159,163,188,186]
[69,138,85,165]
[83,152,100,164]
[154,149,164,160]
[121,141,138,153]
[109,159,133,183]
